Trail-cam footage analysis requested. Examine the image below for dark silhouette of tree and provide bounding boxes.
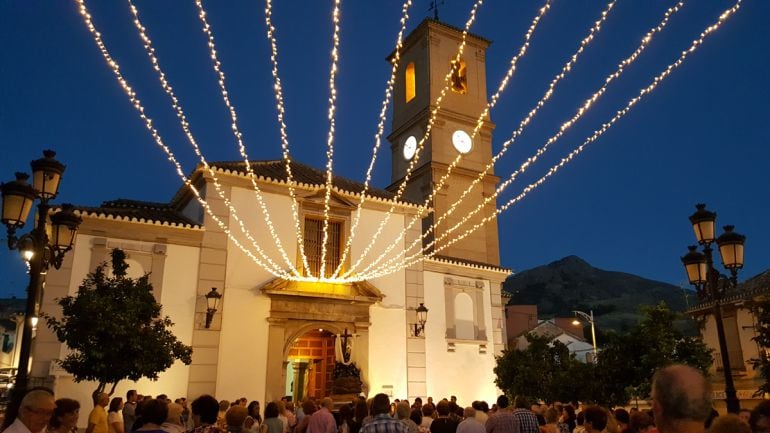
[494,302,711,406]
[45,249,192,395]
[494,333,586,403]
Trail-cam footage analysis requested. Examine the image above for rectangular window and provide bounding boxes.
[303,218,342,278]
[405,62,416,102]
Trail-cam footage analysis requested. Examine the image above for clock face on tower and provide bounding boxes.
[452,130,472,154]
[403,135,417,160]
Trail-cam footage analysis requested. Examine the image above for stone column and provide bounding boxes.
[404,217,427,400]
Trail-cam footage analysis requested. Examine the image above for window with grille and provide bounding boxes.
[303,218,342,278]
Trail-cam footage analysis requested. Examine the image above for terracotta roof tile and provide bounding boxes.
[210,160,414,203]
[74,199,199,227]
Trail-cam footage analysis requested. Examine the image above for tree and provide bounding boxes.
[594,302,712,404]
[750,299,770,396]
[495,302,712,406]
[45,249,193,395]
[494,333,585,403]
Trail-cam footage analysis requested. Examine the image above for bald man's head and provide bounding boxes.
[652,364,712,427]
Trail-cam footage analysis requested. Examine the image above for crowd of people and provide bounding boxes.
[3,364,770,433]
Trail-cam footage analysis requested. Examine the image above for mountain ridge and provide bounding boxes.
[503,255,689,332]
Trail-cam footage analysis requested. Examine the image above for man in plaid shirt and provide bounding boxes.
[510,396,539,433]
[361,394,409,433]
[484,396,520,433]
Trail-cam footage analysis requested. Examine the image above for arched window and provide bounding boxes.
[454,293,475,340]
[405,62,416,102]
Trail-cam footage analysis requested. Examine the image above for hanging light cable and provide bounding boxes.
[318,0,343,279]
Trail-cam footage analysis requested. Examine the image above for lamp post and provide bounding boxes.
[572,310,598,362]
[204,287,222,329]
[411,303,429,337]
[1,150,81,404]
[681,203,744,414]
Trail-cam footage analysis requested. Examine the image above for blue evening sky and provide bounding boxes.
[1,1,768,298]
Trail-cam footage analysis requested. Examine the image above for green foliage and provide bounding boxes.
[45,249,193,394]
[594,303,712,403]
[750,300,770,396]
[494,333,586,403]
[494,302,712,406]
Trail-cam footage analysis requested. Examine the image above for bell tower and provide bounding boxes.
[387,19,500,266]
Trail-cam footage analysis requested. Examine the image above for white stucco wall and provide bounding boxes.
[47,234,200,427]
[423,271,498,404]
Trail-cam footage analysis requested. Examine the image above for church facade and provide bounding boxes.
[32,20,510,410]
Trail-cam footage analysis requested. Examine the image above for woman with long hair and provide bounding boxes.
[109,398,126,433]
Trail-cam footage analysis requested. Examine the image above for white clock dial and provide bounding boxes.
[452,130,472,154]
[403,135,417,160]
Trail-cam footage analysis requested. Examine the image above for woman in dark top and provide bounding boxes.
[428,401,458,433]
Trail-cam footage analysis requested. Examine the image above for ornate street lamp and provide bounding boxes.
[204,287,222,329]
[681,203,745,414]
[0,150,81,408]
[572,310,598,362]
[411,303,429,337]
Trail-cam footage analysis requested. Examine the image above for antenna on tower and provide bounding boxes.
[428,0,445,21]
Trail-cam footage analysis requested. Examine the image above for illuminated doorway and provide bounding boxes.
[286,329,335,401]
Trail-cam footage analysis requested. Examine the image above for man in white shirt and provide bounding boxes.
[4,389,56,433]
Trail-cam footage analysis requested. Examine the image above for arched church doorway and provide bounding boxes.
[285,329,335,401]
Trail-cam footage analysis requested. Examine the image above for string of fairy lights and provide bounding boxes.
[359,0,743,280]
[192,0,307,276]
[75,0,293,280]
[73,1,742,283]
[124,0,294,278]
[264,0,311,275]
[319,0,343,278]
[358,0,684,278]
[330,0,414,279]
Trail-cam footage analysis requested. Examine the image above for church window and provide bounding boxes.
[454,293,475,340]
[405,62,416,102]
[303,217,343,278]
[443,277,487,342]
[450,59,467,94]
